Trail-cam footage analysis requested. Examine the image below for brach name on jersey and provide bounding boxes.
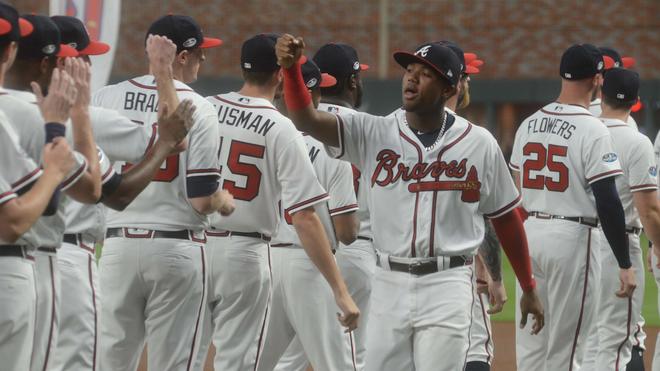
[217,105,277,136]
[526,116,576,140]
[124,91,158,113]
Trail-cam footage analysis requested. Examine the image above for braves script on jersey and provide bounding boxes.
[93,75,220,231]
[510,102,622,216]
[206,92,328,235]
[326,109,519,257]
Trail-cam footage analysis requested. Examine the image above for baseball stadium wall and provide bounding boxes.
[11,0,660,149]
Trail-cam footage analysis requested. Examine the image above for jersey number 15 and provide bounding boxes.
[522,142,569,192]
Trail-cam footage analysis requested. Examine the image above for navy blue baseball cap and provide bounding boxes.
[146,15,222,53]
[17,14,78,59]
[393,43,462,87]
[241,33,280,72]
[0,3,33,42]
[602,68,640,105]
[313,43,369,79]
[51,16,110,55]
[559,44,604,80]
[300,56,336,89]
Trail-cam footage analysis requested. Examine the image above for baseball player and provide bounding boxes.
[276,34,543,371]
[49,18,195,371]
[92,14,233,371]
[256,58,359,371]
[580,68,660,371]
[652,133,660,371]
[510,44,636,371]
[588,47,639,131]
[0,12,105,371]
[195,33,358,371]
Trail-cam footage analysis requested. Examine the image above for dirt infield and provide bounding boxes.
[137,323,659,370]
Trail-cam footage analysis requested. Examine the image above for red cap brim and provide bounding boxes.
[0,19,10,36]
[360,63,369,71]
[200,37,223,48]
[19,17,33,37]
[603,55,616,70]
[79,40,110,56]
[464,52,477,65]
[465,65,480,74]
[320,73,337,87]
[57,44,79,58]
[622,57,636,69]
[471,59,484,67]
[631,100,643,112]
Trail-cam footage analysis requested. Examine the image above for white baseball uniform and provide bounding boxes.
[589,98,639,130]
[580,118,656,371]
[652,130,660,371]
[510,102,623,371]
[93,75,220,371]
[193,92,328,371]
[325,108,519,371]
[0,111,42,371]
[259,133,358,371]
[0,88,89,371]
[51,107,151,371]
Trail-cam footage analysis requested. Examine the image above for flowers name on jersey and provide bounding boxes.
[371,149,481,202]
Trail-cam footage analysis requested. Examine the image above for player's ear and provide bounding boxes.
[176,50,189,66]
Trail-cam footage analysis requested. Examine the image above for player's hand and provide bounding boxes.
[487,279,508,314]
[42,137,76,178]
[616,267,636,298]
[218,190,235,216]
[157,99,196,153]
[276,34,305,69]
[66,58,92,110]
[519,289,544,335]
[334,291,360,333]
[33,68,78,124]
[146,34,176,78]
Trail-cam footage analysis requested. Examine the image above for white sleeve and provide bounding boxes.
[628,136,658,192]
[584,133,623,184]
[327,160,359,216]
[279,133,329,215]
[97,147,117,185]
[186,105,221,179]
[480,136,521,218]
[0,119,42,192]
[324,112,371,170]
[60,151,88,191]
[0,176,16,205]
[90,106,151,163]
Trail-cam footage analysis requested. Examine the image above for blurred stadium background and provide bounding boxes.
[8,0,660,369]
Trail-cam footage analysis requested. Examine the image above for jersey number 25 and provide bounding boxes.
[522,142,569,192]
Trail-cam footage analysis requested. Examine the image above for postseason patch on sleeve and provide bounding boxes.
[602,152,618,163]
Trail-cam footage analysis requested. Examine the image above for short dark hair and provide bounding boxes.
[602,93,635,111]
[320,73,353,97]
[242,69,278,86]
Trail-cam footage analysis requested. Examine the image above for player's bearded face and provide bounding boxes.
[401,63,455,113]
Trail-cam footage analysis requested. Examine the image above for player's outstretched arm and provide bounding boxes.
[331,212,359,245]
[277,34,341,147]
[147,35,181,122]
[0,138,75,242]
[102,100,196,211]
[633,191,660,268]
[591,177,636,298]
[292,207,360,331]
[490,209,544,334]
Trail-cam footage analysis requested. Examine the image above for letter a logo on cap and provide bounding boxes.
[415,45,431,58]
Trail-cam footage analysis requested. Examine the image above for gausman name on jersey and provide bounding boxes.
[526,116,576,140]
[217,105,276,136]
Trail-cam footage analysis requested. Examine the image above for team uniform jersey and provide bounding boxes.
[510,102,622,218]
[326,109,519,257]
[206,92,328,236]
[601,118,657,226]
[0,89,88,248]
[589,98,638,129]
[93,75,221,231]
[318,102,372,239]
[271,133,358,249]
[0,111,42,246]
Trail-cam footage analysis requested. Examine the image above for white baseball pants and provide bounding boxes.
[0,255,36,371]
[32,249,60,371]
[98,235,207,371]
[274,337,308,371]
[581,232,645,371]
[50,240,99,371]
[466,291,494,365]
[516,218,601,371]
[258,247,356,371]
[365,263,474,371]
[194,234,271,371]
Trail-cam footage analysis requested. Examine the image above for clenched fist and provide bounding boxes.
[276,34,305,69]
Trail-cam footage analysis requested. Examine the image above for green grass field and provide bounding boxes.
[493,235,660,326]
